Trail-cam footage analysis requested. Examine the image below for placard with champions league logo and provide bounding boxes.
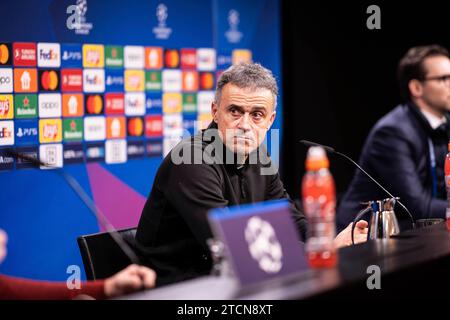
[0,0,282,281]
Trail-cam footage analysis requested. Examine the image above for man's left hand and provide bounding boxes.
[334,220,369,248]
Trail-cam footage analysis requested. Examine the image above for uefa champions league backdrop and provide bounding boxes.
[0,0,282,281]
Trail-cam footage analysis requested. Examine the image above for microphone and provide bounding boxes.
[5,148,141,265]
[299,140,416,229]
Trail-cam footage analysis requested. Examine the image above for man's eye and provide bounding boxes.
[252,112,263,119]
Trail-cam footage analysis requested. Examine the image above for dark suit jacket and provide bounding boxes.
[337,103,449,232]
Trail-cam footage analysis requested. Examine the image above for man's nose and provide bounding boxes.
[238,113,252,131]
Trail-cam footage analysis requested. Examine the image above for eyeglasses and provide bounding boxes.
[422,74,450,85]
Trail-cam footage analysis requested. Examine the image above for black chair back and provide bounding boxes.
[77,228,137,280]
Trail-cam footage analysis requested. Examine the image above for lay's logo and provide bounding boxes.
[39,119,62,143]
[0,94,14,119]
[125,70,145,92]
[83,44,104,68]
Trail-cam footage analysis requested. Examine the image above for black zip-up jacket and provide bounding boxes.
[135,122,307,286]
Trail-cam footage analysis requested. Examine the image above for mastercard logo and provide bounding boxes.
[86,94,103,115]
[127,117,144,136]
[164,49,180,68]
[0,44,10,65]
[200,72,214,90]
[40,70,59,91]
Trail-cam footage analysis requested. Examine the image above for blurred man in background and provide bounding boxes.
[337,45,450,231]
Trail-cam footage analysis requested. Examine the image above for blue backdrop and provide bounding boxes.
[0,0,282,281]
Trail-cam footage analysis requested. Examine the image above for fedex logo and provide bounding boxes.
[83,69,105,92]
[40,49,58,60]
[37,43,61,67]
[0,121,14,145]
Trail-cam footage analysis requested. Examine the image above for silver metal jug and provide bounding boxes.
[351,197,401,244]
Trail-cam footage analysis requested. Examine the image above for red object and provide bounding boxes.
[61,69,83,92]
[105,93,125,115]
[145,115,163,137]
[301,146,337,268]
[13,42,37,67]
[0,274,106,300]
[445,142,450,231]
[180,48,197,69]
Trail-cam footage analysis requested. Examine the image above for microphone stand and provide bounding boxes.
[7,149,141,265]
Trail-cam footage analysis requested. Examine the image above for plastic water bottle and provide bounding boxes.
[445,142,450,231]
[301,146,337,268]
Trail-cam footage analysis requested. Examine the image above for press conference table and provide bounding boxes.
[122,223,450,299]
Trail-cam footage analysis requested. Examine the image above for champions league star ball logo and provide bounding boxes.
[152,3,172,40]
[225,9,243,43]
[156,3,168,27]
[66,0,93,35]
[244,216,283,273]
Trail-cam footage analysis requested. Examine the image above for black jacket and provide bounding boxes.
[337,103,450,232]
[135,122,307,286]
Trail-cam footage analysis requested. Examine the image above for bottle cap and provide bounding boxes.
[305,146,329,170]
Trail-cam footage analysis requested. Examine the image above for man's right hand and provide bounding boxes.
[104,264,157,298]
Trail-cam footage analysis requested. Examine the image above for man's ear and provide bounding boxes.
[408,79,424,99]
[211,102,218,122]
[267,111,276,129]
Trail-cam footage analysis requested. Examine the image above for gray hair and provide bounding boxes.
[214,62,278,109]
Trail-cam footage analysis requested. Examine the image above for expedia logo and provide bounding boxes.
[39,70,60,91]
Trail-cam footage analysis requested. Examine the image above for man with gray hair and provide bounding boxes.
[135,63,367,286]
